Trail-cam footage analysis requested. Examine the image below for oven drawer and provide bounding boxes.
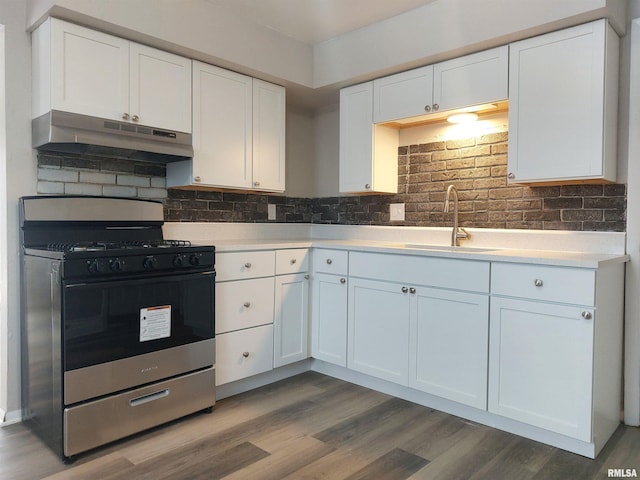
[491,263,595,305]
[216,251,275,281]
[216,324,274,385]
[64,367,215,457]
[216,277,275,334]
[276,249,309,275]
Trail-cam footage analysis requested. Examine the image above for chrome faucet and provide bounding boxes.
[443,184,469,247]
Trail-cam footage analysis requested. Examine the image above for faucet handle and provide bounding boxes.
[456,227,470,240]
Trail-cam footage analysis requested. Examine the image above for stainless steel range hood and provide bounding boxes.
[32,110,194,162]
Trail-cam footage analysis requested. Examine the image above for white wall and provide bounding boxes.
[0,0,37,422]
[285,107,315,198]
[312,104,340,198]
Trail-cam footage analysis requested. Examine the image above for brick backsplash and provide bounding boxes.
[36,132,627,232]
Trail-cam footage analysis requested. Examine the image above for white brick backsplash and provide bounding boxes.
[38,168,78,183]
[102,185,137,198]
[64,183,103,196]
[37,181,65,194]
[137,187,168,199]
[117,175,150,187]
[151,177,166,188]
[80,171,117,185]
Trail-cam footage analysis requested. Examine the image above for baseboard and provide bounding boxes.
[0,408,22,427]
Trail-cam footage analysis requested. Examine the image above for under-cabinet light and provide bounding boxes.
[447,112,479,124]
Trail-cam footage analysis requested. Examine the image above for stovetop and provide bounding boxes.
[46,239,192,253]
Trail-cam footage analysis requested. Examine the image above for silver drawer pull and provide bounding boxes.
[326,259,333,265]
[244,262,252,268]
[402,286,408,293]
[340,278,346,284]
[582,311,593,320]
[534,279,543,287]
[290,258,297,265]
[242,351,250,358]
[243,302,251,308]
[304,274,310,280]
[129,388,170,407]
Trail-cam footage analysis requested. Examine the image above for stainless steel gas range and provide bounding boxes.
[19,195,216,461]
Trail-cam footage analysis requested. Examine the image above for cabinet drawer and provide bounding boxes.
[349,252,489,293]
[216,277,275,334]
[275,249,309,275]
[216,250,275,281]
[312,249,348,275]
[216,324,274,385]
[491,263,595,305]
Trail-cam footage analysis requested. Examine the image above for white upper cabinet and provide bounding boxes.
[339,82,399,194]
[507,20,619,184]
[167,61,286,192]
[372,46,508,123]
[34,18,192,133]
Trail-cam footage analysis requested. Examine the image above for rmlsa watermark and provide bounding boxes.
[608,469,638,478]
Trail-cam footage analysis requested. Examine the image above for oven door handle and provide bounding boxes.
[64,270,215,289]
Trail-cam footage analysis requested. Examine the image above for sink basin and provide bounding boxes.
[403,244,498,253]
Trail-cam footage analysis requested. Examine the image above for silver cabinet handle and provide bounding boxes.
[365,183,371,189]
[242,351,250,358]
[194,176,201,182]
[122,112,130,120]
[340,278,346,284]
[534,279,543,287]
[424,105,431,112]
[244,262,252,268]
[433,103,439,111]
[254,181,260,187]
[326,258,333,264]
[401,286,408,293]
[290,258,297,265]
[304,274,309,280]
[243,302,251,308]
[508,173,515,180]
[409,287,416,294]
[131,114,139,122]
[582,311,593,320]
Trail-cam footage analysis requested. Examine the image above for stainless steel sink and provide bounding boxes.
[403,244,498,253]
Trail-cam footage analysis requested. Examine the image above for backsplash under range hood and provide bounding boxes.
[32,110,194,162]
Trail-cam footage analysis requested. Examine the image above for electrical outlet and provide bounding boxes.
[267,203,276,220]
[390,203,405,221]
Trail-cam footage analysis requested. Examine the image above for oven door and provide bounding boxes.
[62,271,215,405]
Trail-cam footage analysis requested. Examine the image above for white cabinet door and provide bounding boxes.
[348,278,410,385]
[339,82,398,194]
[508,19,618,183]
[216,324,274,386]
[409,287,489,409]
[433,46,508,112]
[489,297,594,441]
[311,273,348,367]
[274,273,309,367]
[130,43,192,133]
[253,79,286,192]
[190,61,253,188]
[373,66,433,123]
[49,19,129,122]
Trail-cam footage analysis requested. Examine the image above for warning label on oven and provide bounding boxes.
[140,305,171,342]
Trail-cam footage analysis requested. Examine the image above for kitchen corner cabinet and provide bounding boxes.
[373,46,508,123]
[489,262,624,455]
[311,250,349,367]
[166,62,285,192]
[339,82,398,194]
[32,17,192,133]
[273,249,310,368]
[507,19,619,184]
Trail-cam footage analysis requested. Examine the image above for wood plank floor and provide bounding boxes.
[1,372,639,479]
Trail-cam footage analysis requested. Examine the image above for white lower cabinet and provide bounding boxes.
[348,277,411,385]
[488,297,593,441]
[216,324,274,386]
[311,273,348,367]
[409,288,489,409]
[274,273,309,367]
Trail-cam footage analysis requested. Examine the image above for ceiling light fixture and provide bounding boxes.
[447,112,479,124]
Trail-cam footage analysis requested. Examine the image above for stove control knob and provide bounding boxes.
[87,259,102,273]
[189,253,201,266]
[173,255,184,267]
[143,256,158,270]
[110,258,124,272]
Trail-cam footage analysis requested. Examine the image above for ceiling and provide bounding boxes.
[204,0,438,45]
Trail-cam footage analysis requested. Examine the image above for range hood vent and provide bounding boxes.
[32,110,194,163]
